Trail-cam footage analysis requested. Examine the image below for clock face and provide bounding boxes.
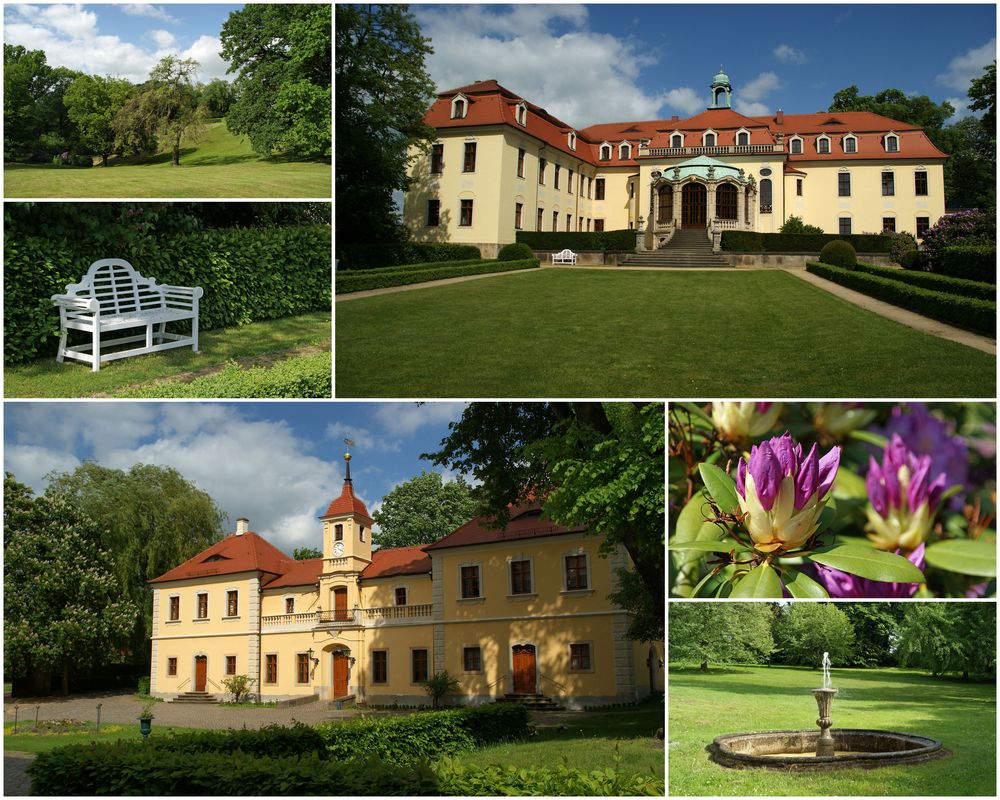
[332,541,345,556]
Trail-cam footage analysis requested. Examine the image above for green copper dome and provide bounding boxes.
[711,67,730,86]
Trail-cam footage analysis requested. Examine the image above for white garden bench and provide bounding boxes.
[551,249,578,265]
[52,259,203,372]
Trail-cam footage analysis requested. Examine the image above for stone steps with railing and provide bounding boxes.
[500,693,564,711]
[625,229,731,268]
[171,691,220,704]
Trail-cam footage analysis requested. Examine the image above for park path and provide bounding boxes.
[4,752,33,797]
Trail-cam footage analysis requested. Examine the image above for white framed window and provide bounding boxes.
[568,131,576,150]
[735,128,750,146]
[451,94,468,119]
[670,132,684,148]
[225,588,239,618]
[508,555,535,596]
[515,102,527,126]
[788,135,803,154]
[702,130,717,147]
[884,132,899,153]
[816,134,831,154]
[618,141,631,160]
[459,562,483,599]
[599,143,611,161]
[842,133,857,154]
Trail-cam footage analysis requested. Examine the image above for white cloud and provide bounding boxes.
[946,96,972,119]
[150,29,175,49]
[773,44,807,65]
[326,421,401,453]
[413,5,668,127]
[371,402,467,436]
[181,35,228,82]
[734,72,782,116]
[5,445,81,493]
[121,4,178,24]
[936,39,996,92]
[663,87,704,116]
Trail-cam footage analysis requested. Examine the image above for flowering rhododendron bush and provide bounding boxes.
[669,402,996,598]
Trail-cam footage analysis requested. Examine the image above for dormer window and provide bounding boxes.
[670,132,684,148]
[619,142,631,160]
[599,143,611,161]
[816,135,831,154]
[702,130,717,147]
[515,102,527,126]
[789,136,803,154]
[567,131,577,150]
[843,134,857,154]
[736,128,750,146]
[451,94,468,119]
[884,133,899,153]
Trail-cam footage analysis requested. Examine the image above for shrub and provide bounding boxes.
[317,709,476,764]
[336,259,538,294]
[497,242,535,261]
[806,262,995,335]
[721,232,892,253]
[920,210,995,267]
[337,242,481,270]
[899,249,927,270]
[4,225,332,365]
[779,215,824,235]
[515,229,635,252]
[819,240,857,268]
[459,702,529,746]
[341,259,485,276]
[935,245,997,283]
[137,676,150,696]
[423,670,462,708]
[852,262,994,300]
[434,757,664,796]
[885,230,919,263]
[221,674,256,703]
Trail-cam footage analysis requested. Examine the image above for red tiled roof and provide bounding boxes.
[322,481,372,520]
[360,545,432,580]
[265,557,323,589]
[150,531,289,584]
[424,503,587,551]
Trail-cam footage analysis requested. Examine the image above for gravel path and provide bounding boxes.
[4,753,34,797]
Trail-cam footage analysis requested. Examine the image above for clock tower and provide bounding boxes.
[319,448,374,567]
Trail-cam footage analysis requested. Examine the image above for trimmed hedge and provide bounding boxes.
[852,262,995,300]
[498,242,535,261]
[721,231,892,253]
[935,245,997,283]
[337,259,538,294]
[515,229,635,252]
[806,262,995,335]
[4,225,332,366]
[315,703,529,764]
[28,746,437,796]
[435,758,664,796]
[819,240,857,269]
[346,259,485,276]
[337,242,481,270]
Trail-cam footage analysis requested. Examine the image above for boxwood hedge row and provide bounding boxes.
[515,229,635,252]
[337,259,539,294]
[722,231,892,253]
[935,245,996,283]
[4,225,331,366]
[851,262,995,300]
[337,242,482,270]
[806,262,995,335]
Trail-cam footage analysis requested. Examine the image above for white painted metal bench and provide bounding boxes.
[52,259,203,372]
[551,248,578,265]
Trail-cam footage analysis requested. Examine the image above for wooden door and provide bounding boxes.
[682,182,707,227]
[195,656,207,692]
[334,587,348,621]
[333,652,349,698]
[512,645,536,694]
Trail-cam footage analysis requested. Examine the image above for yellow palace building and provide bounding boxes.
[402,70,947,255]
[149,454,663,708]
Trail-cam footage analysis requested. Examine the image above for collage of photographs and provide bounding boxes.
[1,1,996,798]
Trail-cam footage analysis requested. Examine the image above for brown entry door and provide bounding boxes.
[195,656,207,692]
[333,652,349,698]
[682,182,707,227]
[334,587,348,621]
[512,645,536,694]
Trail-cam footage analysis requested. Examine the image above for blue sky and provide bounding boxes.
[3,3,244,82]
[4,402,470,555]
[413,3,997,128]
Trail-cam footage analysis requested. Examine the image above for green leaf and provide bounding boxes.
[668,540,735,553]
[672,490,717,542]
[832,468,867,500]
[692,563,736,598]
[848,430,888,449]
[698,463,739,515]
[729,562,783,598]
[674,402,713,426]
[924,538,996,577]
[808,545,924,583]
[939,484,965,504]
[781,568,830,598]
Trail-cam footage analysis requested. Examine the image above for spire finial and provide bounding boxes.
[343,438,354,483]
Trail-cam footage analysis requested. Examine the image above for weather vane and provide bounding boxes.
[344,438,355,449]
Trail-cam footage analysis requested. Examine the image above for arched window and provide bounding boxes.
[817,135,830,154]
[885,133,899,153]
[568,132,576,150]
[619,142,631,160]
[599,143,611,161]
[657,185,673,224]
[736,130,750,146]
[451,96,467,119]
[759,178,772,213]
[843,134,857,154]
[704,132,717,147]
[671,133,683,148]
[789,137,802,154]
[716,183,738,220]
[515,103,527,126]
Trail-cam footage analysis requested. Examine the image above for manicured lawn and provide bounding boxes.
[669,664,995,796]
[459,701,663,776]
[3,122,330,198]
[5,312,331,397]
[4,722,199,754]
[335,269,996,397]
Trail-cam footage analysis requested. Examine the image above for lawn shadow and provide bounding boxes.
[184,153,263,167]
[670,667,756,676]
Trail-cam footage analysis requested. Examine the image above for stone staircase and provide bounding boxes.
[172,691,219,704]
[622,228,731,268]
[500,693,564,711]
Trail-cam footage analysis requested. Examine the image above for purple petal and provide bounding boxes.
[795,443,819,509]
[736,458,747,499]
[756,402,773,413]
[749,442,783,511]
[817,446,841,499]
[885,433,909,473]
[866,456,888,517]
[926,473,947,513]
[907,456,932,512]
[884,456,901,509]
[770,432,797,478]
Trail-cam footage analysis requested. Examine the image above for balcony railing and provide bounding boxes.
[362,603,432,622]
[639,144,783,158]
[261,604,433,629]
[316,609,360,627]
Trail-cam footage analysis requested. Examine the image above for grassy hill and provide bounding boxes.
[3,121,330,198]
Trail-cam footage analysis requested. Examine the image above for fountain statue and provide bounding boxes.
[811,652,837,757]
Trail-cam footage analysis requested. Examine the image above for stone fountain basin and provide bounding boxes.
[711,729,946,770]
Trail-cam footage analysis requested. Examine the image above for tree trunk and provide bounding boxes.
[60,663,70,695]
[101,152,108,167]
[700,660,708,672]
[172,140,180,166]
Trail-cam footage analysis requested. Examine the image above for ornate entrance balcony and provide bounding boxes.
[262,604,433,632]
[639,143,783,158]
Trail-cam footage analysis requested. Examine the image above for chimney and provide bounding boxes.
[236,517,249,536]
[776,109,784,125]
[671,115,679,122]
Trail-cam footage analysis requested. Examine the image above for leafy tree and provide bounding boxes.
[114,56,204,166]
[773,603,855,668]
[423,670,461,708]
[425,403,665,640]
[780,215,824,235]
[64,74,135,166]
[669,603,775,671]
[293,546,323,560]
[45,463,226,666]
[221,674,256,703]
[968,61,996,145]
[201,78,235,117]
[840,603,903,667]
[373,471,476,549]
[896,603,995,679]
[2,46,81,160]
[336,4,436,243]
[220,4,331,158]
[4,473,138,695]
[828,86,954,142]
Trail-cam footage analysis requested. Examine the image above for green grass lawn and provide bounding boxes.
[4,722,199,754]
[5,312,330,397]
[3,122,330,198]
[335,269,996,397]
[669,664,995,796]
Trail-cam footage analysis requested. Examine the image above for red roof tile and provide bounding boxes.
[424,504,587,551]
[360,545,432,580]
[150,531,289,584]
[265,557,323,589]
[322,482,372,520]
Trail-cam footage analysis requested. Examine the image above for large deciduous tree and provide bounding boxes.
[3,46,81,160]
[293,547,323,560]
[373,471,477,549]
[336,4,436,243]
[220,3,331,158]
[425,403,665,640]
[44,463,226,666]
[840,603,903,667]
[4,473,138,695]
[896,603,995,679]
[64,74,135,166]
[773,603,855,668]
[669,603,775,671]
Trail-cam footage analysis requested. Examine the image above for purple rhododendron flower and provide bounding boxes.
[866,434,947,551]
[815,543,924,598]
[735,432,840,553]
